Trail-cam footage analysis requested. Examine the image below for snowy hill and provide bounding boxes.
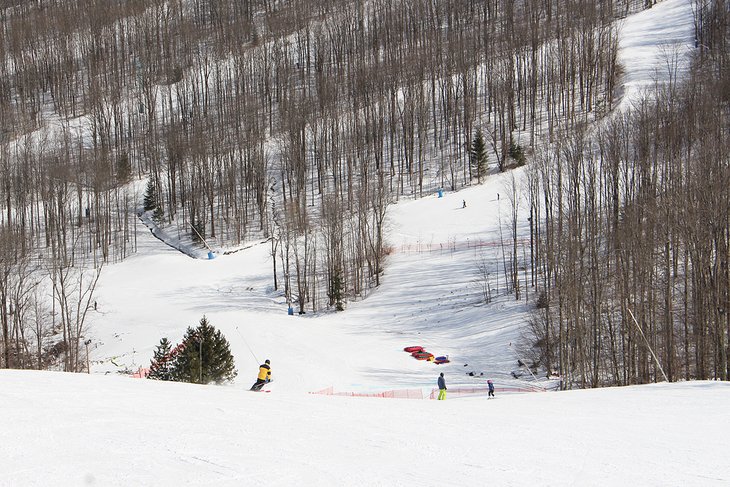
[82,0,697,393]
[90,172,544,395]
[3,1,724,486]
[2,370,728,486]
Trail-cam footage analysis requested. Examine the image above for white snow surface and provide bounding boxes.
[2,371,728,486]
[617,0,696,108]
[3,2,726,486]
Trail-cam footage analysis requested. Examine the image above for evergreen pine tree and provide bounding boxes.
[170,316,237,384]
[470,129,488,182]
[329,271,345,311]
[509,141,526,166]
[116,152,132,184]
[143,178,158,211]
[152,205,164,224]
[147,337,174,381]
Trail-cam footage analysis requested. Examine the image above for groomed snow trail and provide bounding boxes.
[90,0,698,396]
[617,0,695,109]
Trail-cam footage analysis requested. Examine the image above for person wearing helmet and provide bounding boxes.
[250,359,271,391]
[487,379,495,398]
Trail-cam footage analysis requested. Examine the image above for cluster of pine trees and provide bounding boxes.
[147,316,237,384]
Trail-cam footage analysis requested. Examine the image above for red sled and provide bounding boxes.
[404,346,424,353]
[434,355,450,364]
[412,351,434,360]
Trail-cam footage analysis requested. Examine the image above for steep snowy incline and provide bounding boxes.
[617,0,695,108]
[88,0,700,396]
[1,2,718,487]
[322,0,700,390]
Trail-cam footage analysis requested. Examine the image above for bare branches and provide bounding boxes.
[0,0,665,354]
[526,3,730,386]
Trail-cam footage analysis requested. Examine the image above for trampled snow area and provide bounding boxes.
[3,1,727,486]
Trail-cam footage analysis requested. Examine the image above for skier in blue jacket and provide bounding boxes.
[487,379,495,398]
[437,373,447,400]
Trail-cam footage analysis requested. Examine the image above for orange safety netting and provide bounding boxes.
[310,386,425,400]
[396,238,530,254]
[130,367,150,378]
[428,384,546,399]
[311,383,547,400]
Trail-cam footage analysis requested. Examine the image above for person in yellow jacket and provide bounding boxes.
[250,359,271,391]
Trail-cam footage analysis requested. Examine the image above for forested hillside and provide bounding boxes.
[2,0,728,389]
[525,0,730,386]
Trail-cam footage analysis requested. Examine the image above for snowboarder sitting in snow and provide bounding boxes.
[487,379,495,398]
[251,359,271,391]
[437,372,447,400]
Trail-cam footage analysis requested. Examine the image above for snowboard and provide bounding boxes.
[250,379,272,392]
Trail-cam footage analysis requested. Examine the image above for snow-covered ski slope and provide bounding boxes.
[87,0,697,394]
[617,0,695,108]
[2,370,728,486]
[3,1,725,486]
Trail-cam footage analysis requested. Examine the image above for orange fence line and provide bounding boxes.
[395,238,530,254]
[310,386,425,400]
[311,383,547,400]
[427,385,547,399]
[130,367,150,378]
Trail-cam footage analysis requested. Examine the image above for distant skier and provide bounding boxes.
[462,200,467,208]
[250,359,271,391]
[437,372,447,400]
[487,379,495,398]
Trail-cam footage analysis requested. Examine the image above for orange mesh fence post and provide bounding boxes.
[309,386,334,395]
[131,367,149,378]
